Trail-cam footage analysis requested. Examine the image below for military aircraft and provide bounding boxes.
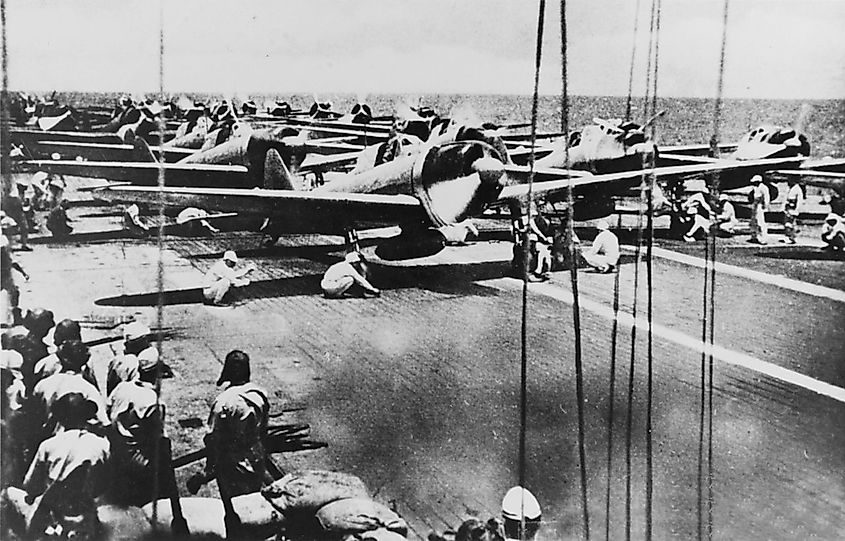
[88,126,804,259]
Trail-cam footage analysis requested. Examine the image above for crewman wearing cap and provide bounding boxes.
[501,486,542,540]
[22,308,55,362]
[106,342,177,506]
[203,250,256,306]
[2,349,30,486]
[680,181,713,242]
[30,171,50,210]
[189,350,274,500]
[31,318,81,387]
[2,177,31,251]
[3,393,110,540]
[715,194,739,236]
[320,251,381,298]
[748,175,770,244]
[581,219,620,273]
[781,177,804,244]
[821,213,845,251]
[31,339,109,436]
[88,321,161,398]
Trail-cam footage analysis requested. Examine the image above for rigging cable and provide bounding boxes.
[519,0,546,505]
[705,2,731,539]
[560,1,591,538]
[644,1,662,540]
[151,0,167,531]
[602,211,623,541]
[624,0,643,122]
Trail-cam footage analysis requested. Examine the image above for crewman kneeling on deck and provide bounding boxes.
[203,251,255,306]
[321,251,381,298]
[188,350,274,501]
[821,213,845,251]
[2,393,110,541]
[123,204,150,237]
[680,184,712,242]
[581,219,620,273]
[715,194,738,236]
[46,200,73,240]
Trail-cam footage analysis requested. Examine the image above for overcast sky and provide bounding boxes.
[5,0,844,99]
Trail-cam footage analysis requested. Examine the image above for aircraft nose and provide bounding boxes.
[471,155,506,187]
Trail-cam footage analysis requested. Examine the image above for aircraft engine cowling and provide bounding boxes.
[411,140,507,227]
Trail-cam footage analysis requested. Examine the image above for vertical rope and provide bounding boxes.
[644,2,661,540]
[640,0,658,122]
[519,0,546,502]
[624,0,642,122]
[624,183,644,541]
[705,3,731,538]
[603,211,623,540]
[560,1,591,538]
[0,0,9,194]
[151,0,166,530]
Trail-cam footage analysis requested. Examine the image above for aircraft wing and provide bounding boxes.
[21,160,251,188]
[93,185,426,234]
[299,152,362,172]
[499,156,806,201]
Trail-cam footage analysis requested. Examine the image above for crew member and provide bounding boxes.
[715,194,739,236]
[781,178,803,244]
[748,175,770,244]
[106,351,177,506]
[190,350,274,498]
[821,213,845,251]
[320,251,381,298]
[512,203,553,281]
[203,250,255,306]
[176,207,220,236]
[46,200,73,240]
[3,179,31,251]
[123,204,150,237]
[30,340,110,436]
[680,184,712,242]
[3,393,110,540]
[31,319,81,387]
[1,235,29,327]
[86,321,159,398]
[21,308,55,363]
[581,219,620,273]
[501,486,542,541]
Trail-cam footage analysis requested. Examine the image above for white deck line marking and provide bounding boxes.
[631,245,845,304]
[481,277,845,404]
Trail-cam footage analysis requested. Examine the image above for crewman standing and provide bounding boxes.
[748,175,770,244]
[781,178,803,244]
[106,352,177,506]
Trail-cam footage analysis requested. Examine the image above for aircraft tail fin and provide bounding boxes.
[131,136,158,163]
[264,148,296,190]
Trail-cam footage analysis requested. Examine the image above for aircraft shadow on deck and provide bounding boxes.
[94,259,516,307]
[29,230,138,244]
[755,247,845,261]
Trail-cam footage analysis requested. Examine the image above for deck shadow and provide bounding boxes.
[95,275,324,307]
[755,247,845,261]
